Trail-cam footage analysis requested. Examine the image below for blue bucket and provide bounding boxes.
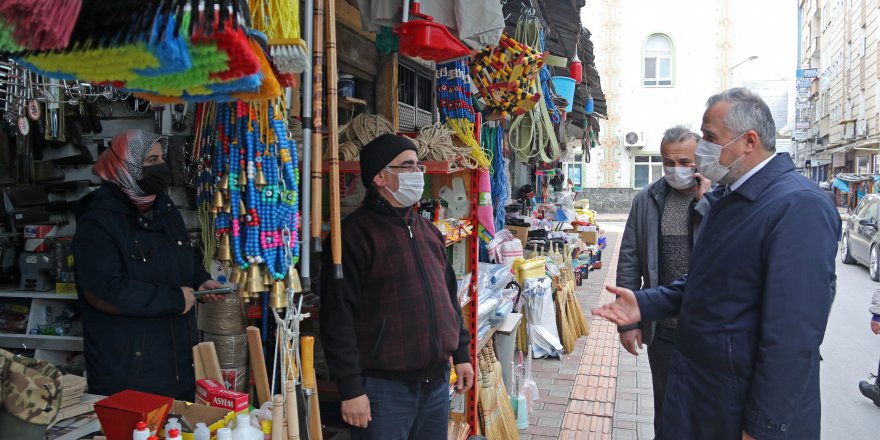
[551,76,576,112]
[584,96,595,115]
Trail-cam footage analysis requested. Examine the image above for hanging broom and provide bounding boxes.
[249,0,309,74]
[478,346,518,439]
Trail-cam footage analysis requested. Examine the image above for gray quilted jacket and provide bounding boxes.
[871,287,880,316]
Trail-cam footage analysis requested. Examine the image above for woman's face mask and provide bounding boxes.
[695,132,747,182]
[664,166,697,189]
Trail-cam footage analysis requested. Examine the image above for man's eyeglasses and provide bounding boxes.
[385,163,427,174]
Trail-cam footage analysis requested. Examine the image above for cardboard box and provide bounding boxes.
[94,390,173,440]
[507,225,530,248]
[579,231,599,246]
[160,400,234,440]
[196,379,249,415]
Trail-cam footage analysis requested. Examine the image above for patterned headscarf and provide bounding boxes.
[93,129,168,211]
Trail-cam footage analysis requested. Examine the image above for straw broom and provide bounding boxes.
[562,244,589,338]
[478,346,518,439]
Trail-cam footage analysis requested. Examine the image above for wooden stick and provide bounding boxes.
[310,0,325,252]
[301,336,322,440]
[325,0,342,279]
[247,326,272,406]
[192,346,206,382]
[285,381,301,440]
[272,394,286,440]
[198,342,224,384]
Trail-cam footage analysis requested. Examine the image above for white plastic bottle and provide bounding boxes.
[164,417,182,434]
[193,422,210,440]
[132,421,150,440]
[232,414,263,440]
[166,428,182,440]
[217,428,233,440]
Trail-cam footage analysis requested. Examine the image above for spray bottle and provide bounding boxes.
[132,421,150,440]
[193,422,210,440]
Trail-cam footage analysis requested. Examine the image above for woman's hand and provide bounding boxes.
[871,319,880,335]
[180,286,195,314]
[197,279,226,303]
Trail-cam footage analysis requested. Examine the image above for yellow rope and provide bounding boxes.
[447,119,491,170]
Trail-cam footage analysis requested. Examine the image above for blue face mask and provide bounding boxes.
[530,197,537,206]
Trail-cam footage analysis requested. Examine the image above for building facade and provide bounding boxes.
[578,0,794,211]
[796,0,880,184]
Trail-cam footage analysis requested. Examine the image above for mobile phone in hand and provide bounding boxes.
[193,287,233,299]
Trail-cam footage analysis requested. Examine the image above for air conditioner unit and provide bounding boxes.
[856,119,868,137]
[622,131,645,149]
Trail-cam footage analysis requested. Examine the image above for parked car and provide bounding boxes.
[842,193,880,280]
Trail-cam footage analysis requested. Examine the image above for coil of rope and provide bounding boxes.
[334,113,395,160]
[414,123,489,169]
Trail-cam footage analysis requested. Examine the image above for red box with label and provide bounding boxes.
[94,390,173,440]
[196,378,249,414]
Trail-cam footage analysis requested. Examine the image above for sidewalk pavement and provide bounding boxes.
[519,229,656,440]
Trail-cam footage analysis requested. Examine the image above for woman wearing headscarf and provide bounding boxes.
[73,130,223,400]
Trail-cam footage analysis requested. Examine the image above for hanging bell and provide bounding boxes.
[237,172,248,187]
[222,199,232,213]
[218,174,230,192]
[239,199,247,214]
[229,266,243,284]
[288,268,303,294]
[255,169,267,188]
[236,273,250,301]
[212,191,225,212]
[247,265,264,293]
[269,280,287,310]
[216,234,232,262]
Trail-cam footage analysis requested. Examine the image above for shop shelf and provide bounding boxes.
[0,334,83,351]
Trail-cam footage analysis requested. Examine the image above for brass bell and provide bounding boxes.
[216,234,232,262]
[247,265,264,293]
[288,268,303,293]
[218,174,229,192]
[237,171,248,187]
[229,266,242,284]
[212,191,225,212]
[236,273,250,301]
[239,199,247,215]
[255,169,268,188]
[269,280,287,309]
[222,200,231,213]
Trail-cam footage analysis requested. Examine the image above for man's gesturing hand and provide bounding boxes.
[620,329,643,356]
[591,285,642,326]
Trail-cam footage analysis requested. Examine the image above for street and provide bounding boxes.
[821,252,880,438]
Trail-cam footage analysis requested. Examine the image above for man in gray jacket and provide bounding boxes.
[615,125,711,431]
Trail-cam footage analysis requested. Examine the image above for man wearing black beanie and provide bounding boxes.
[320,134,474,440]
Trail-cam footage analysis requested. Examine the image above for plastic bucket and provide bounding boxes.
[551,76,576,112]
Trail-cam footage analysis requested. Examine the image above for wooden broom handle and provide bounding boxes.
[285,381,300,440]
[310,0,325,251]
[301,336,322,440]
[325,0,343,278]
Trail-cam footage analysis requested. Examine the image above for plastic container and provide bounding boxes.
[194,423,210,440]
[551,76,576,112]
[133,421,150,440]
[164,417,181,435]
[584,96,595,115]
[217,428,232,440]
[232,414,263,440]
[167,428,182,440]
[338,74,355,98]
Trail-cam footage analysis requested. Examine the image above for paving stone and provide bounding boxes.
[612,428,638,440]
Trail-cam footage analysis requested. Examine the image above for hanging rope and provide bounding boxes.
[414,122,485,169]
[485,125,510,232]
[336,113,395,160]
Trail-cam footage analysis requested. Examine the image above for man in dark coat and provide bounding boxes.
[616,125,711,432]
[593,88,840,439]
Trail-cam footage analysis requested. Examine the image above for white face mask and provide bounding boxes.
[695,132,746,182]
[663,166,697,189]
[385,170,424,206]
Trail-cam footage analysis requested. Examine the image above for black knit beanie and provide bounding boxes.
[359,134,418,187]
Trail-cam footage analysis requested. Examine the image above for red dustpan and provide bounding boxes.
[394,0,470,62]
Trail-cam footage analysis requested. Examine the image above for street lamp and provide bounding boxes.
[728,55,758,87]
